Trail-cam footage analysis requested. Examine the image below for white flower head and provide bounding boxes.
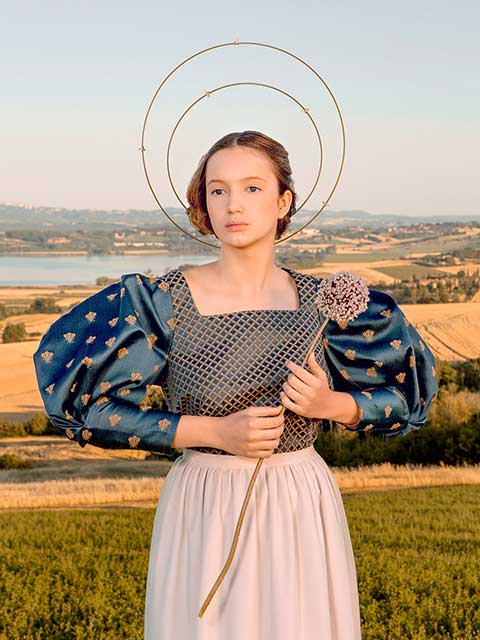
[316,271,369,327]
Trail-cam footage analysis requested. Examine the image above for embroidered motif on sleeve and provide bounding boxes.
[108,317,119,328]
[158,418,170,431]
[99,381,112,393]
[384,405,392,417]
[85,311,96,323]
[81,357,93,368]
[366,367,377,377]
[125,315,137,326]
[45,383,55,394]
[82,428,92,440]
[396,372,406,383]
[116,347,129,359]
[64,332,76,343]
[105,337,116,348]
[130,372,143,382]
[108,414,121,427]
[40,351,54,363]
[128,435,140,447]
[390,339,402,350]
[85,336,96,344]
[345,349,356,360]
[362,329,375,341]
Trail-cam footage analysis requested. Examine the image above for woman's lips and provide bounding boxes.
[226,223,248,230]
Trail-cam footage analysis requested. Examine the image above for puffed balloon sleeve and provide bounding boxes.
[321,287,438,437]
[32,273,181,458]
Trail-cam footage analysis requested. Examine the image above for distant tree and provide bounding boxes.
[29,298,62,313]
[3,322,26,343]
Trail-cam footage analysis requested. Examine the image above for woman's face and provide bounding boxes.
[204,146,292,248]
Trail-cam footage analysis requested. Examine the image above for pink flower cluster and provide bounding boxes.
[316,271,370,326]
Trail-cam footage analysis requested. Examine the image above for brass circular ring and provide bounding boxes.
[140,40,346,249]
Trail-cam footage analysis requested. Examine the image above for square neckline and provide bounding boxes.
[175,267,304,318]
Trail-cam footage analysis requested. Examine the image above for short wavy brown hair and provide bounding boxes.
[186,130,297,240]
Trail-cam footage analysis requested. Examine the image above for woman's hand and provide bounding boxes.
[280,352,333,419]
[217,405,285,458]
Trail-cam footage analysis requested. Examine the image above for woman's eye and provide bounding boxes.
[247,186,260,192]
[211,188,224,196]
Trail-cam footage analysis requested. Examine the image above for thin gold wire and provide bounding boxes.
[166,81,323,242]
[139,39,346,248]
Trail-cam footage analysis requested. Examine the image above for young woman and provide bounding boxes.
[33,130,438,639]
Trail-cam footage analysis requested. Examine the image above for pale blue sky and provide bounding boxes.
[2,0,479,216]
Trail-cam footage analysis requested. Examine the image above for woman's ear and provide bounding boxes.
[278,189,293,219]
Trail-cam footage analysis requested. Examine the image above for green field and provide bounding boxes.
[374,264,450,280]
[1,485,479,639]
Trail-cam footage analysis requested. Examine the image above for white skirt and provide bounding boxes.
[144,445,362,639]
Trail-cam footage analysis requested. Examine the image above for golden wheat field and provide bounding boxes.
[2,436,480,509]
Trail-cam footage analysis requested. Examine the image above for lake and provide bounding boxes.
[0,254,214,286]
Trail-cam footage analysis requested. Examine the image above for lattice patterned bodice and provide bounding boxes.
[160,267,333,455]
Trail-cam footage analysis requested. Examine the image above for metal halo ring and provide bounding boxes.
[140,40,346,249]
[165,82,323,249]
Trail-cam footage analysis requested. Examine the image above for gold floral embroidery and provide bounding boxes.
[167,317,177,330]
[390,339,402,350]
[431,366,436,377]
[65,409,74,421]
[95,396,109,405]
[362,329,375,342]
[117,347,129,359]
[158,418,170,431]
[136,274,143,286]
[339,369,350,380]
[70,382,77,393]
[366,367,377,377]
[118,388,131,396]
[322,337,329,348]
[85,336,96,344]
[390,422,402,430]
[105,337,116,348]
[45,383,55,394]
[131,372,143,382]
[65,428,74,439]
[82,428,92,441]
[148,274,157,285]
[158,280,170,292]
[364,423,375,431]
[108,414,121,427]
[409,354,416,368]
[64,332,76,343]
[337,318,349,330]
[106,292,118,302]
[99,381,112,393]
[128,435,140,448]
[345,349,356,361]
[81,356,93,368]
[40,351,54,364]
[420,397,425,406]
[125,315,137,326]
[108,317,119,328]
[380,309,391,318]
[374,360,384,368]
[395,372,406,383]
[384,405,392,417]
[120,287,125,298]
[147,334,158,349]
[81,394,90,406]
[139,400,151,412]
[66,358,74,369]
[85,311,97,323]
[419,340,425,352]
[361,390,372,399]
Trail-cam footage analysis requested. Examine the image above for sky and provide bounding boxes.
[2,0,479,217]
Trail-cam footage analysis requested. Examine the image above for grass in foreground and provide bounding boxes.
[0,485,479,639]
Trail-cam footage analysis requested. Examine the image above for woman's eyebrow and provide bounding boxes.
[207,176,267,185]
